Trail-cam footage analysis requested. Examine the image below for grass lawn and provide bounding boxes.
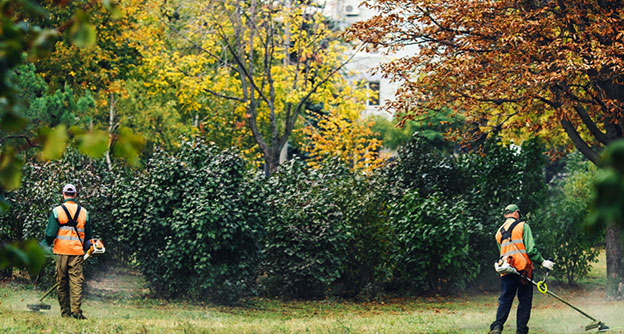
[1,251,623,334]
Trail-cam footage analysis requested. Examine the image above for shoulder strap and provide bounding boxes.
[499,219,522,241]
[73,205,82,222]
[59,204,81,224]
[58,204,85,245]
[59,205,73,225]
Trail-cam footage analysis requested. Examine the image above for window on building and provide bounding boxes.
[367,81,380,106]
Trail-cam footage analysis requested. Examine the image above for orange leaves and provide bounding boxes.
[347,0,624,156]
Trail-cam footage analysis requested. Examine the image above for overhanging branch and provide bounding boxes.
[561,117,601,165]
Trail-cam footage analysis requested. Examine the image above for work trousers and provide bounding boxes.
[490,274,533,334]
[55,254,84,316]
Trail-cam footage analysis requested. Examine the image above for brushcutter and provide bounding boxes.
[27,239,105,312]
[495,258,610,332]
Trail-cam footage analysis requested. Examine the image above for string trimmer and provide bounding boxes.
[27,239,105,312]
[495,258,610,332]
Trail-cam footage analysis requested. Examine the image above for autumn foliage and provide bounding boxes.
[346,0,624,164]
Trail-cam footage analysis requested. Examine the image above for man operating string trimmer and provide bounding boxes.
[489,204,554,334]
[43,184,93,319]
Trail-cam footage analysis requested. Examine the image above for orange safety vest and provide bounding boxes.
[495,218,533,277]
[52,202,88,255]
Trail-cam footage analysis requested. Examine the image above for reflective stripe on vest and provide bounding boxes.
[501,249,528,258]
[52,202,87,256]
[495,218,532,274]
[59,226,85,233]
[500,239,524,248]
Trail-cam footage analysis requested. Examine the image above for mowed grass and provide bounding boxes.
[1,252,623,334]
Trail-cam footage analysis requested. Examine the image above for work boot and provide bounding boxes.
[71,312,87,320]
[489,325,502,334]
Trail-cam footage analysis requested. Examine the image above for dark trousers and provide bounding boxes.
[490,274,533,334]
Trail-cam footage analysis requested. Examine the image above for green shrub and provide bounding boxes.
[390,190,478,293]
[262,160,351,299]
[112,141,265,304]
[390,135,548,290]
[533,154,600,284]
[331,165,396,300]
[0,148,115,284]
[391,135,469,199]
[457,138,548,273]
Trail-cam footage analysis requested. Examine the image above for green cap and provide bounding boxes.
[504,204,520,215]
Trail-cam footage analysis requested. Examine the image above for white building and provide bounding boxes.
[322,0,418,119]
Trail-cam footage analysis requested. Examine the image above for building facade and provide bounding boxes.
[322,0,418,119]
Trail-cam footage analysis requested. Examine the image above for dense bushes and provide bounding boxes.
[533,154,600,284]
[390,191,478,293]
[1,136,600,301]
[262,160,350,299]
[0,149,115,283]
[262,160,395,299]
[112,142,265,304]
[388,136,549,284]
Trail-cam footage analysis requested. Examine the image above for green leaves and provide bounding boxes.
[0,240,49,277]
[37,125,143,164]
[588,140,624,231]
[531,153,600,284]
[70,10,97,49]
[263,159,351,299]
[111,141,263,304]
[113,128,144,167]
[39,125,68,161]
[30,28,59,59]
[390,190,477,292]
[102,0,124,19]
[0,147,24,190]
[0,111,28,133]
[76,129,109,158]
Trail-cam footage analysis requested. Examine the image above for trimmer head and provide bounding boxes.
[585,321,609,332]
[27,303,51,312]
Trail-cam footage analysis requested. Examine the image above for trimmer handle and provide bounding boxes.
[542,258,554,282]
[83,238,105,260]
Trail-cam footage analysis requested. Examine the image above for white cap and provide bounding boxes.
[62,184,77,195]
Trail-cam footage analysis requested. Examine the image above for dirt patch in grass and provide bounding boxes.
[85,265,149,300]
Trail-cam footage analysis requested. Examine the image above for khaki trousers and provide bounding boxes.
[55,254,84,315]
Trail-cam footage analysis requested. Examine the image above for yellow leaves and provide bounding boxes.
[303,111,385,173]
[302,77,386,173]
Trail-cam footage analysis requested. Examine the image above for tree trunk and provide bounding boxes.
[606,223,624,299]
[279,140,288,163]
[264,152,279,177]
[105,94,115,172]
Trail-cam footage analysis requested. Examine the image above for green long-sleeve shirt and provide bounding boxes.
[497,218,545,265]
[44,198,92,247]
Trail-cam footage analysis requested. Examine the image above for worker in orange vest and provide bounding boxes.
[44,184,92,319]
[489,204,554,334]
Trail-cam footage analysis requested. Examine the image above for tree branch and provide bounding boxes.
[572,104,609,145]
[0,135,39,148]
[561,117,601,165]
[277,50,358,151]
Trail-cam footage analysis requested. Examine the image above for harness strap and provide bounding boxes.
[59,204,84,245]
[499,219,522,241]
[499,218,533,280]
